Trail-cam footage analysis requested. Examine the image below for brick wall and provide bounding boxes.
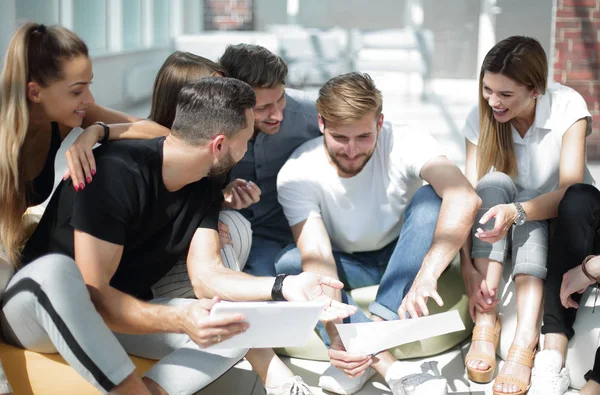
[204,0,254,31]
[554,0,600,159]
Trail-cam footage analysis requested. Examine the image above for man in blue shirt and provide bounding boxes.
[219,44,321,277]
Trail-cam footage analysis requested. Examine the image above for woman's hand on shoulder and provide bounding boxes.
[63,124,103,191]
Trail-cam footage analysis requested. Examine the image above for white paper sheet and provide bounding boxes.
[335,310,465,355]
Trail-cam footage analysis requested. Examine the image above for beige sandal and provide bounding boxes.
[492,345,535,395]
[465,316,501,383]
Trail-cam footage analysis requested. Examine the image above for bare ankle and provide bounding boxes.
[108,373,152,395]
[512,329,539,350]
[543,333,568,358]
[142,377,168,395]
[475,310,497,326]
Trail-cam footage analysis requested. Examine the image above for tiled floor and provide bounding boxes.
[194,339,494,394]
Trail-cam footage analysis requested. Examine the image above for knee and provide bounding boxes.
[476,172,515,193]
[407,185,442,223]
[31,254,82,285]
[478,171,514,187]
[558,184,600,219]
[219,210,253,242]
[274,245,303,275]
[476,172,517,204]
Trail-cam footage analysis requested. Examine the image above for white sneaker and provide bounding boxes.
[388,373,448,395]
[318,365,377,395]
[265,376,314,395]
[528,350,570,395]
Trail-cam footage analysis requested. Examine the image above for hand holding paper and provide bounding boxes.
[326,322,373,379]
[335,310,465,356]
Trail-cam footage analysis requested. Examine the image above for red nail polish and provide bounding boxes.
[74,184,79,191]
[91,169,96,176]
[86,177,92,184]
[79,183,85,190]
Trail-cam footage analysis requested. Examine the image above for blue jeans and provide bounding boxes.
[243,235,289,277]
[274,185,442,346]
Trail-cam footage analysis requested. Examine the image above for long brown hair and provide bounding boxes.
[149,51,227,128]
[0,22,88,267]
[477,36,547,180]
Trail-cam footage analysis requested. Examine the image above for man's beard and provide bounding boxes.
[207,150,236,177]
[324,140,376,177]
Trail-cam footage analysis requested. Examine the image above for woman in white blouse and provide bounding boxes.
[460,35,592,395]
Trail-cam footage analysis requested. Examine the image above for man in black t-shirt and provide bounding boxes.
[3,78,354,395]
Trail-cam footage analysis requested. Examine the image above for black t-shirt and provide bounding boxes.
[26,122,61,206]
[23,137,223,300]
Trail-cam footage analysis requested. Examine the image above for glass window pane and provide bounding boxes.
[153,0,170,46]
[16,0,59,25]
[122,0,142,50]
[72,0,107,54]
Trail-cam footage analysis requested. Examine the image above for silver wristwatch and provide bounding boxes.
[513,202,527,226]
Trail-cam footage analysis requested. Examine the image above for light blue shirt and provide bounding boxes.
[230,88,320,243]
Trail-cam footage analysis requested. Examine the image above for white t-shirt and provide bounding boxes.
[277,122,443,253]
[461,82,594,193]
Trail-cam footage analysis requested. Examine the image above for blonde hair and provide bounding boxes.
[476,36,547,180]
[0,22,87,266]
[316,72,383,124]
[149,51,227,128]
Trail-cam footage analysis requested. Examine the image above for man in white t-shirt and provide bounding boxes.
[275,72,481,395]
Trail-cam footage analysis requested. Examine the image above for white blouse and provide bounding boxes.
[462,82,594,194]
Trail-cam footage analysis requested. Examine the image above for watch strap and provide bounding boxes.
[513,202,526,225]
[94,121,110,144]
[271,274,288,301]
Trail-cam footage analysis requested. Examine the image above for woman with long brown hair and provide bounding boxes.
[460,36,592,395]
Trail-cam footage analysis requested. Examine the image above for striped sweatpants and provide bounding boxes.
[0,210,253,394]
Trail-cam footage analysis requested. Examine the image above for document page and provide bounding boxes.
[335,310,465,355]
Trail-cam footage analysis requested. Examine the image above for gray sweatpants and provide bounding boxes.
[151,209,252,298]
[471,171,549,280]
[0,254,247,394]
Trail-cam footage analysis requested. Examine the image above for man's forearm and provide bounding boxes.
[421,189,480,279]
[87,285,185,335]
[192,265,275,301]
[82,103,142,127]
[112,120,170,141]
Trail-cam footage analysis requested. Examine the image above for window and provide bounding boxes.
[72,0,108,53]
[16,0,60,25]
[153,0,170,46]
[122,0,142,50]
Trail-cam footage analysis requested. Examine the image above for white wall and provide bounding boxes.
[254,0,406,31]
[91,48,174,110]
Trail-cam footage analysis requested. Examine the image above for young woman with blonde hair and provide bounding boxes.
[0,23,171,394]
[460,36,592,395]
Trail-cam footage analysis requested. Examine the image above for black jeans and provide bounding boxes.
[541,183,600,384]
